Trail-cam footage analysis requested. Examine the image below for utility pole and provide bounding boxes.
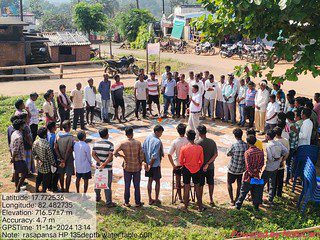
[162,0,165,15]
[19,0,23,21]
[136,0,139,9]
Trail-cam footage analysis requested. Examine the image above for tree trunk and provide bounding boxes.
[136,0,140,9]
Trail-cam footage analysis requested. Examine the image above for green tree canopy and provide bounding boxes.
[73,2,107,39]
[195,0,320,83]
[40,11,74,32]
[116,8,155,42]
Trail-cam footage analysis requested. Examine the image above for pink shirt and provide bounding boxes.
[177,81,189,100]
[313,102,320,125]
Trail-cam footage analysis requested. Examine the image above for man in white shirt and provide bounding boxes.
[254,81,270,134]
[70,82,85,130]
[203,74,217,120]
[189,73,204,97]
[222,75,237,124]
[237,79,247,127]
[298,108,313,146]
[215,75,225,119]
[188,85,202,137]
[26,92,41,142]
[265,94,280,132]
[168,123,189,203]
[84,78,97,125]
[161,65,171,85]
[134,74,148,120]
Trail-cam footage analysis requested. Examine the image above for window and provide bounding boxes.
[59,46,72,55]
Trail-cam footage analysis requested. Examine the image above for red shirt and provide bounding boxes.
[243,146,264,182]
[179,143,204,173]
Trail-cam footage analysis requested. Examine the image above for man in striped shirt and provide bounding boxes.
[92,128,116,207]
[111,75,126,123]
[147,72,161,116]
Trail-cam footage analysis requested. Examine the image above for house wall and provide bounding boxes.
[74,45,90,61]
[48,46,59,62]
[0,42,25,67]
[48,45,90,63]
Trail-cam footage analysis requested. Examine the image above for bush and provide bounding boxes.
[130,25,153,49]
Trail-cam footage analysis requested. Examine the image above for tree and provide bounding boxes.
[91,0,120,17]
[194,0,320,83]
[116,9,155,42]
[40,11,74,32]
[29,0,44,18]
[73,2,107,40]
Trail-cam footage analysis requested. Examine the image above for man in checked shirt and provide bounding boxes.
[235,135,264,211]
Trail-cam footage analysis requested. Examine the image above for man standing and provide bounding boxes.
[26,92,40,141]
[222,75,237,124]
[244,81,256,128]
[203,74,217,120]
[265,94,280,132]
[114,127,145,207]
[162,72,176,118]
[189,73,204,97]
[197,125,218,206]
[147,72,161,117]
[254,81,270,134]
[227,128,248,206]
[188,85,202,136]
[313,93,320,125]
[43,92,55,125]
[57,85,72,130]
[111,75,126,122]
[176,74,189,118]
[168,123,189,203]
[235,135,264,210]
[92,128,116,207]
[143,125,164,205]
[10,119,28,192]
[98,74,111,123]
[84,78,97,126]
[215,75,225,120]
[162,65,171,84]
[54,120,75,192]
[179,130,204,211]
[70,83,85,130]
[33,127,56,193]
[298,108,313,146]
[237,79,247,127]
[134,74,148,120]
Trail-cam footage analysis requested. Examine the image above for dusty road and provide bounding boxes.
[0,43,319,97]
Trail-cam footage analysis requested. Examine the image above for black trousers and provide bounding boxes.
[245,106,255,127]
[135,100,146,118]
[73,108,85,130]
[236,181,263,209]
[275,168,284,197]
[59,108,70,125]
[262,170,277,202]
[176,98,188,117]
[30,124,38,142]
[36,172,51,192]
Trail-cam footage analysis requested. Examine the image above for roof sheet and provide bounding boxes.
[42,32,91,46]
[0,17,28,26]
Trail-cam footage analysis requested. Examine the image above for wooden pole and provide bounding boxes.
[158,46,161,75]
[59,65,63,79]
[98,44,101,59]
[109,39,113,59]
[146,43,149,74]
[19,0,23,21]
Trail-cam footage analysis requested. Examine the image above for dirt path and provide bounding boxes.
[0,43,319,97]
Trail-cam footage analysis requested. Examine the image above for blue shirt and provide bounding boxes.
[47,132,57,161]
[74,141,92,174]
[98,80,111,100]
[163,79,176,97]
[142,133,163,168]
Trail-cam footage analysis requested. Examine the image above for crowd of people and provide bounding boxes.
[7,65,320,212]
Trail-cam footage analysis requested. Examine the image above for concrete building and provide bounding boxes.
[5,13,37,32]
[0,17,28,67]
[42,32,91,62]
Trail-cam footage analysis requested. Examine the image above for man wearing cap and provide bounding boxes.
[26,92,41,142]
[84,78,97,126]
[254,81,270,134]
[147,71,161,116]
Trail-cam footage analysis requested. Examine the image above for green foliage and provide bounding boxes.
[195,0,320,83]
[116,9,155,42]
[73,2,107,37]
[91,0,120,17]
[40,11,74,31]
[131,25,154,49]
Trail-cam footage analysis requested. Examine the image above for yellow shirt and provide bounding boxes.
[255,140,263,151]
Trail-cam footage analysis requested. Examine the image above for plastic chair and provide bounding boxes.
[292,145,319,192]
[299,158,320,213]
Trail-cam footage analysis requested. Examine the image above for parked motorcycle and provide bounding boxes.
[219,42,244,59]
[172,40,187,54]
[160,39,173,52]
[195,42,215,55]
[104,55,139,77]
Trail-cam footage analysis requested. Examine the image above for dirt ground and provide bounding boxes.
[0,43,319,97]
